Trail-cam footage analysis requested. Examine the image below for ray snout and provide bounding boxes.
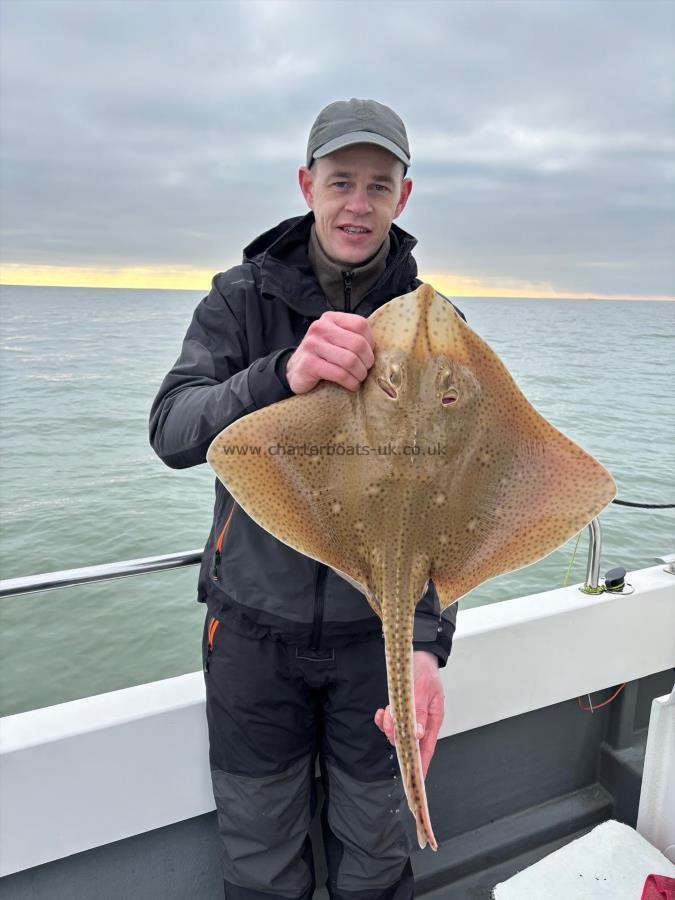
[370,282,465,361]
[398,284,468,363]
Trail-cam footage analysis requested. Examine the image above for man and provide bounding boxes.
[149,98,464,900]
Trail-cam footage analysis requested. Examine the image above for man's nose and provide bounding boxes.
[345,188,372,216]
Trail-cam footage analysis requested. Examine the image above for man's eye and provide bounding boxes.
[371,184,389,193]
[332,182,349,189]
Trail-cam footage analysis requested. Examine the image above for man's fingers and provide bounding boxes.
[304,355,362,391]
[310,314,375,369]
[383,705,396,744]
[307,337,370,383]
[376,704,437,751]
[374,707,395,745]
[377,706,431,744]
[320,310,375,341]
[288,314,376,394]
[314,315,375,358]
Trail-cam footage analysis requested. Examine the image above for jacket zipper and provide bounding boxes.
[342,272,353,312]
[212,500,237,581]
[309,564,328,650]
[204,616,220,672]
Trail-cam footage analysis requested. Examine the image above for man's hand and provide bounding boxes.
[373,650,444,779]
[285,311,375,395]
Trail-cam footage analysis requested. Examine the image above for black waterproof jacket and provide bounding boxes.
[149,212,464,664]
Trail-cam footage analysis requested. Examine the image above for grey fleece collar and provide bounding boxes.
[308,224,391,312]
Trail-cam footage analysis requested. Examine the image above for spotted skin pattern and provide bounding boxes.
[207,283,617,851]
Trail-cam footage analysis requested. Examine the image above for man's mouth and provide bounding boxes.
[338,225,371,234]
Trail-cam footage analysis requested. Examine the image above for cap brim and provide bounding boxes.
[311,131,410,167]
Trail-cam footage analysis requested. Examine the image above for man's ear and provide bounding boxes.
[298,166,315,210]
[393,177,413,219]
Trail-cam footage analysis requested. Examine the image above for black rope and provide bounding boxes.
[612,499,675,509]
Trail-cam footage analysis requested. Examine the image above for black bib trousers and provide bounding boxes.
[202,611,418,899]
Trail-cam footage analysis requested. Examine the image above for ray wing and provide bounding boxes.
[207,382,377,602]
[422,297,616,608]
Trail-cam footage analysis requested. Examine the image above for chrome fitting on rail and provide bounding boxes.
[579,517,634,596]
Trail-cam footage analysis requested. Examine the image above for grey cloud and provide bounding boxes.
[1,0,673,295]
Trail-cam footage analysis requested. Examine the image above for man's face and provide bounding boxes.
[298,144,413,269]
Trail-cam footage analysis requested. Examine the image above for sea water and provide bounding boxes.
[1,285,673,715]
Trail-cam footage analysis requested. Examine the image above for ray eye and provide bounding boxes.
[377,376,398,399]
[389,364,401,387]
[442,389,459,406]
[439,368,453,387]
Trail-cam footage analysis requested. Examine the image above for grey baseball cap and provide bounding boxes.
[306,98,411,168]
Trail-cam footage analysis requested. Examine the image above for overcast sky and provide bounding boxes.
[1,0,674,297]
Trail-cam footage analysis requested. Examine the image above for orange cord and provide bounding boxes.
[208,617,220,651]
[215,503,237,552]
[577,683,626,712]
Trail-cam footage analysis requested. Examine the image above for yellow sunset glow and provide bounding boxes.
[1,263,673,301]
[0,264,216,292]
[422,272,675,302]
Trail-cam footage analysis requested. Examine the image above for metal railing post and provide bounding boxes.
[580,517,603,594]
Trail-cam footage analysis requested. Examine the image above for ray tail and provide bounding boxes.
[382,606,438,851]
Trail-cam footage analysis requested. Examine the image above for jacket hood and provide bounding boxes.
[242,212,419,317]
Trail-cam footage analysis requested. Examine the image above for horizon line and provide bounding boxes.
[0,264,673,302]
